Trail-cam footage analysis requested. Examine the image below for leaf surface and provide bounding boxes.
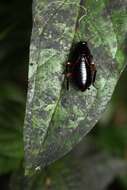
[24,0,127,172]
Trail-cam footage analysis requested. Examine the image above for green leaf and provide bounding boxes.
[24,0,127,172]
[0,82,24,174]
[94,125,127,156]
[11,138,127,190]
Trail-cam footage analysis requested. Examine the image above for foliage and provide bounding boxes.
[0,0,31,175]
[0,0,127,189]
[25,0,127,172]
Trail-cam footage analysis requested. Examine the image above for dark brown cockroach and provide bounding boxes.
[65,41,97,91]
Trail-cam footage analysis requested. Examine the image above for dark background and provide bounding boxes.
[0,0,127,189]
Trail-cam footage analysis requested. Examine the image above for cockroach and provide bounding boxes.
[65,41,96,91]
